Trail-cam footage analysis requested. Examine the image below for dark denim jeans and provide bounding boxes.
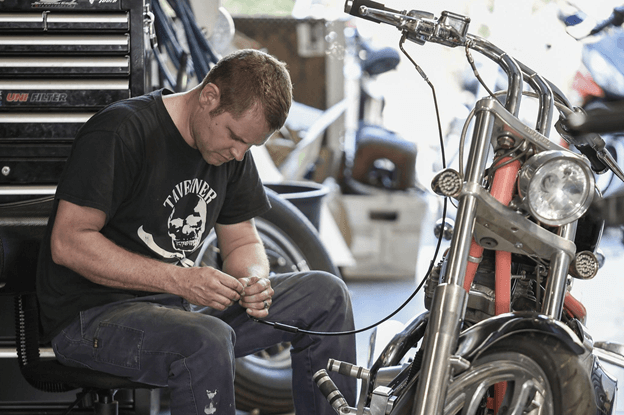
[52,271,357,415]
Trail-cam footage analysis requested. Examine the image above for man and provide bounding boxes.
[37,49,356,414]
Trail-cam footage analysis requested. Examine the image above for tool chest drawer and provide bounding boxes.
[0,157,68,184]
[0,56,130,75]
[0,34,130,53]
[0,0,150,187]
[0,79,130,109]
[0,112,92,140]
[0,12,130,31]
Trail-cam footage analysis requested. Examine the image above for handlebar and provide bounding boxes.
[344,0,624,183]
[344,0,571,127]
[564,101,624,134]
[344,0,401,23]
[590,5,624,35]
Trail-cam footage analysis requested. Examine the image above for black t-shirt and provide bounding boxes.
[36,89,270,341]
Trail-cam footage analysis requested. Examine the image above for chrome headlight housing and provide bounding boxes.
[518,150,595,226]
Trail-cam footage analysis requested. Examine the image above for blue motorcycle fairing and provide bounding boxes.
[584,26,624,99]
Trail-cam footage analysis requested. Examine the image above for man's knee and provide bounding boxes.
[296,271,352,316]
[174,316,236,365]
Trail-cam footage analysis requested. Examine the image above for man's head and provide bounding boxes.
[200,49,293,133]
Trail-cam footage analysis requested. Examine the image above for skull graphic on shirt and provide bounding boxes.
[167,194,208,253]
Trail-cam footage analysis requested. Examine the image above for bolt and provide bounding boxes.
[497,135,516,149]
[480,237,498,248]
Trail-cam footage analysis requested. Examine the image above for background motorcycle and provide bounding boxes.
[309,1,624,414]
[273,19,418,196]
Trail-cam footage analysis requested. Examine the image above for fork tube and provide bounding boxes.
[412,102,495,415]
[541,222,577,319]
[446,101,496,286]
[412,284,467,415]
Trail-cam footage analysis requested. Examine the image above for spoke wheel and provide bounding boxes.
[445,353,552,415]
[442,332,596,415]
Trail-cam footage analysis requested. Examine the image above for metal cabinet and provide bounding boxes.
[0,1,154,412]
[0,0,151,187]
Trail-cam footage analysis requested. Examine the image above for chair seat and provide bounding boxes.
[21,359,154,392]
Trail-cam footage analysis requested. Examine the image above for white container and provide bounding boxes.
[338,191,427,279]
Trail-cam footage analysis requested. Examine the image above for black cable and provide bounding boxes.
[165,0,219,80]
[250,209,445,336]
[464,41,501,104]
[250,34,450,337]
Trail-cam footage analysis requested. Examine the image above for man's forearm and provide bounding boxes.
[50,200,245,309]
[52,226,184,294]
[221,241,270,280]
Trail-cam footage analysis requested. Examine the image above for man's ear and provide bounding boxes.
[199,83,220,111]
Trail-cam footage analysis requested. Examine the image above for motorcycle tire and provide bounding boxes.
[444,331,597,415]
[199,187,340,413]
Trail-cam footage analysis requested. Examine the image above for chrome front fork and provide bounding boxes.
[412,99,496,415]
[412,100,577,414]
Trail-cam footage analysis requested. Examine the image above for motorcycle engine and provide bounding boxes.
[425,250,544,325]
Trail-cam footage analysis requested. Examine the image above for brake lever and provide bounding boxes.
[557,109,624,184]
[597,148,624,184]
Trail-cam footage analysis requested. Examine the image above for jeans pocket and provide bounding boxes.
[93,322,144,370]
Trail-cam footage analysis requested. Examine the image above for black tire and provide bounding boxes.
[199,187,340,413]
[258,187,340,276]
[444,332,597,415]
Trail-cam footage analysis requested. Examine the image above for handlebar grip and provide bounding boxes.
[313,369,349,413]
[344,0,399,23]
[564,103,624,134]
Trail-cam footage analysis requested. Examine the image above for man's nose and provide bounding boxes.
[231,142,248,161]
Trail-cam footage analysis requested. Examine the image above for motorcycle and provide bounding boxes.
[307,1,624,414]
[274,20,418,195]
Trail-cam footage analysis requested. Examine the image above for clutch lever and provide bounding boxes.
[344,0,401,23]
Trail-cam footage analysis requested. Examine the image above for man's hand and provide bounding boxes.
[239,276,274,318]
[176,267,246,310]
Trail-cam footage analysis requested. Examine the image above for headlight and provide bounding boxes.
[518,150,595,226]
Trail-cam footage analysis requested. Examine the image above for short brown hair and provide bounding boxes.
[201,49,292,132]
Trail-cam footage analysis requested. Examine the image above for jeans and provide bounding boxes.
[51,271,357,415]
